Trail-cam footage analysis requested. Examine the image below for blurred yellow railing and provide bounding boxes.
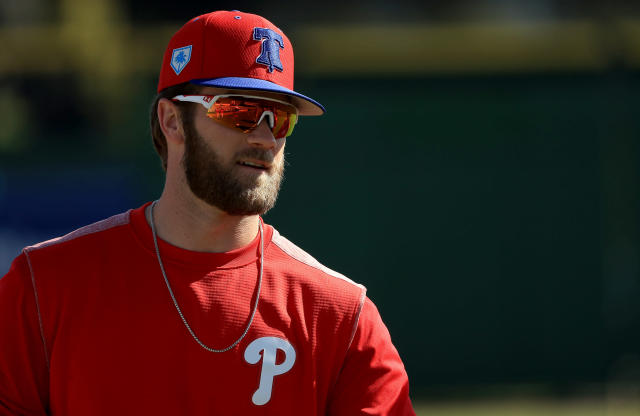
[3,18,640,76]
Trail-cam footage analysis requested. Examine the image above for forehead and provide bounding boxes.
[197,86,295,105]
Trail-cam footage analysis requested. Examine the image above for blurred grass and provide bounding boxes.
[413,398,640,416]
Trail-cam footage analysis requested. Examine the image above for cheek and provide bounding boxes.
[195,118,239,158]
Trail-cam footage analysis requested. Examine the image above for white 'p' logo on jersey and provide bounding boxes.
[244,337,296,405]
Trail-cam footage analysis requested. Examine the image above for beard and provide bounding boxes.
[181,120,285,216]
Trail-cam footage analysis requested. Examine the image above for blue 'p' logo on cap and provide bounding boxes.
[253,28,284,73]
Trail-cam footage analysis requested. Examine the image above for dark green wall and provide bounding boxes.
[263,73,640,389]
[3,72,639,392]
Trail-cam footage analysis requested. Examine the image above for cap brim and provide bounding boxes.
[191,77,325,116]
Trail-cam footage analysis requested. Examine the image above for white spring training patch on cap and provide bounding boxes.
[170,45,192,75]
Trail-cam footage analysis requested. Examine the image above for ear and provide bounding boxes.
[157,98,185,145]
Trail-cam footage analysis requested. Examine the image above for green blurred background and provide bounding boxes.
[2,0,640,414]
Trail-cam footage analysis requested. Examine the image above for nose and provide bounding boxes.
[246,119,277,149]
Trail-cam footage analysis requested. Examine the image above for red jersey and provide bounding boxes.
[0,203,415,415]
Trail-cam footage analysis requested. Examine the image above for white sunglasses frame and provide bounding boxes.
[171,94,298,131]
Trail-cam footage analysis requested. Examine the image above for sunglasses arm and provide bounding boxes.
[172,95,214,110]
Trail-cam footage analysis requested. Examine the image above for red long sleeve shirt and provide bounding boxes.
[0,203,415,415]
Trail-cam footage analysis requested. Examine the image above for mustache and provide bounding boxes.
[235,148,276,164]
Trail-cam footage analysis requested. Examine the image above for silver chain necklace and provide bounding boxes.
[149,200,263,353]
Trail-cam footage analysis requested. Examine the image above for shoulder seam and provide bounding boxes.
[25,210,131,252]
[346,289,367,352]
[270,229,365,290]
[270,228,368,394]
[22,250,50,371]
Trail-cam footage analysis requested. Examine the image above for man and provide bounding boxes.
[0,10,415,415]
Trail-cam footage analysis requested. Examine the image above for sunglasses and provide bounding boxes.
[172,94,298,139]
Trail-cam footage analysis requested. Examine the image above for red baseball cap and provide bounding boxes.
[158,10,325,116]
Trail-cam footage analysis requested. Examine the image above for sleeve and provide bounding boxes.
[327,296,416,416]
[0,252,49,415]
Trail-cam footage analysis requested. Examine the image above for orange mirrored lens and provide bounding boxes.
[206,97,297,138]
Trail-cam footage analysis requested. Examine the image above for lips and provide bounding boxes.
[237,159,271,170]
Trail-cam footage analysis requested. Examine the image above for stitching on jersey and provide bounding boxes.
[271,228,368,384]
[270,229,365,290]
[22,250,50,371]
[346,289,367,352]
[20,210,131,372]
[25,211,131,252]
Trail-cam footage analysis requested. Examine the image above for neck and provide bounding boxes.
[146,190,260,253]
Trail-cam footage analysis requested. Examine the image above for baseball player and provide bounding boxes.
[0,10,415,415]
